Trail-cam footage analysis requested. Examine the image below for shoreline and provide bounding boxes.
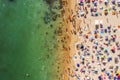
[57,0,81,80]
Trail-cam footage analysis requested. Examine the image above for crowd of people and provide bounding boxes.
[72,0,120,80]
[78,0,120,18]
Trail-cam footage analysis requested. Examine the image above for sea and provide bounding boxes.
[0,0,63,80]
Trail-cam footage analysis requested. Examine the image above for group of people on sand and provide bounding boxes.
[70,0,120,80]
[78,0,120,18]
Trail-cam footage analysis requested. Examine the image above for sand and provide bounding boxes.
[58,0,82,80]
[60,0,120,80]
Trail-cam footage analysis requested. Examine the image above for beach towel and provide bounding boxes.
[95,20,99,25]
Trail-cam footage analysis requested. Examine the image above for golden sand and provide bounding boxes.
[55,0,82,80]
[58,0,120,80]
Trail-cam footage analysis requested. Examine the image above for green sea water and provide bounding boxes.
[0,0,62,80]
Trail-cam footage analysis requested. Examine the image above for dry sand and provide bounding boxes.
[60,0,120,80]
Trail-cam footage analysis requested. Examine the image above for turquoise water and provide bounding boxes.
[0,0,61,80]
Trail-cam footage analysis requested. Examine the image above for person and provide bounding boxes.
[114,75,117,80]
[98,75,102,80]
[78,77,81,80]
[92,0,95,3]
[79,0,84,6]
[94,1,97,6]
[104,0,108,6]
[112,0,116,4]
[77,63,80,67]
[108,56,112,62]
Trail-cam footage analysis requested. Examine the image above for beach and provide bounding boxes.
[65,0,120,80]
[1,0,120,80]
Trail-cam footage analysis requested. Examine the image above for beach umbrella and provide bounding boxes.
[118,74,120,79]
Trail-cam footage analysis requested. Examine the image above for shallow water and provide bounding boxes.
[0,0,61,80]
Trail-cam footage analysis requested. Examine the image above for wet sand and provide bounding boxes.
[56,0,82,80]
